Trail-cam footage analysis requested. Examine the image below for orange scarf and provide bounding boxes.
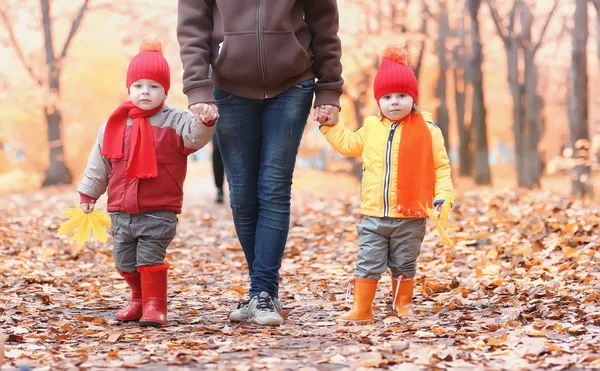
[101,101,163,179]
[396,112,435,217]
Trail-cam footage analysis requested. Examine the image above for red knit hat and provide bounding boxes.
[126,36,170,94]
[373,45,418,103]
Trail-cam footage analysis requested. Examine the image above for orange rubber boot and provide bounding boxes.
[392,276,414,316]
[337,278,378,322]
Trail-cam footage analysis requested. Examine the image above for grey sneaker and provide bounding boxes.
[229,299,251,322]
[248,292,284,326]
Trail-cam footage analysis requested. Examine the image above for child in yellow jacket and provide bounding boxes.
[316,45,455,322]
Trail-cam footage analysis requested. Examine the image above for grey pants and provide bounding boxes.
[110,211,178,273]
[355,216,427,280]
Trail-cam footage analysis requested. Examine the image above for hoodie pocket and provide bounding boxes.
[263,31,309,84]
[213,33,260,83]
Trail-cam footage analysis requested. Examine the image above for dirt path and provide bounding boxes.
[1,165,599,370]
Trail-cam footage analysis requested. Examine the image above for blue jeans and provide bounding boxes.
[213,80,314,298]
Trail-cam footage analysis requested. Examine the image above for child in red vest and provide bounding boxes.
[77,37,216,327]
[317,45,455,322]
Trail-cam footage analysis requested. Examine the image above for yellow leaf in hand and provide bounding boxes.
[58,205,111,245]
[419,200,455,248]
[89,213,110,243]
[74,213,91,246]
[92,210,111,228]
[438,194,456,229]
[57,213,86,235]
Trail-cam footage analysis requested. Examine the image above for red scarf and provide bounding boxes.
[396,112,435,216]
[101,101,164,179]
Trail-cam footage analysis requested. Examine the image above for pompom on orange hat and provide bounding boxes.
[126,36,170,94]
[373,44,418,103]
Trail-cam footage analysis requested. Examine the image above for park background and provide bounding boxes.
[1,1,600,370]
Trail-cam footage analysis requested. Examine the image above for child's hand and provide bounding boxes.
[314,105,340,126]
[313,106,329,123]
[190,103,219,126]
[81,201,95,213]
[434,201,446,212]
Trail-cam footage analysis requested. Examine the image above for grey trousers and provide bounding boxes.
[110,211,178,273]
[355,216,427,280]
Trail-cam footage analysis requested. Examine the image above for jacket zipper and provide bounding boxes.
[383,122,399,217]
[257,0,269,99]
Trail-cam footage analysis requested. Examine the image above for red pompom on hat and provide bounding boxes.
[126,36,170,94]
[373,44,418,103]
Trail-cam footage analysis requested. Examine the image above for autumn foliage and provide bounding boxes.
[1,169,599,368]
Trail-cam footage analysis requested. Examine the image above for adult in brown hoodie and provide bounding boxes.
[177,0,343,326]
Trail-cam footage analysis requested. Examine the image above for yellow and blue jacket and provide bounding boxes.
[320,111,455,218]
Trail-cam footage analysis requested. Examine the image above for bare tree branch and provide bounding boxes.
[485,0,508,43]
[533,0,560,54]
[0,5,44,86]
[507,0,518,36]
[40,0,56,69]
[59,0,90,60]
[421,0,438,18]
[422,0,434,18]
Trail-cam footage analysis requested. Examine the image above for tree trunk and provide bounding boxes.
[454,66,471,176]
[413,12,428,81]
[505,38,527,187]
[435,3,450,151]
[453,7,472,176]
[348,92,365,180]
[42,100,73,186]
[40,0,72,186]
[594,0,600,63]
[468,0,491,185]
[597,9,600,64]
[345,59,374,180]
[520,5,542,189]
[568,0,591,197]
[523,47,543,189]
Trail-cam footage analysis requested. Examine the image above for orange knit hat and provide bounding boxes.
[373,45,418,103]
[126,36,170,94]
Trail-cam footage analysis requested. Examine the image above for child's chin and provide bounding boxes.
[135,102,159,110]
[387,113,408,121]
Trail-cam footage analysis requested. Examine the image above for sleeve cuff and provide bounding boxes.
[79,193,97,204]
[313,89,342,110]
[185,85,215,108]
[319,125,332,134]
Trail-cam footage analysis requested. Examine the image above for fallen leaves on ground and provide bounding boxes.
[1,185,599,370]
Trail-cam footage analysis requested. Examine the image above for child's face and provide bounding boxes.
[378,93,414,121]
[129,79,166,110]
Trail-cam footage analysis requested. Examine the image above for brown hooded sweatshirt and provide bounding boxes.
[177,0,344,108]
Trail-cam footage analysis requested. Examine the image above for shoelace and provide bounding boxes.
[255,296,275,311]
[345,278,355,307]
[237,299,250,309]
[392,276,402,307]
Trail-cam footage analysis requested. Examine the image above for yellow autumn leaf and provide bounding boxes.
[438,193,456,229]
[74,213,91,246]
[89,214,110,243]
[58,204,111,245]
[57,212,87,235]
[419,197,455,248]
